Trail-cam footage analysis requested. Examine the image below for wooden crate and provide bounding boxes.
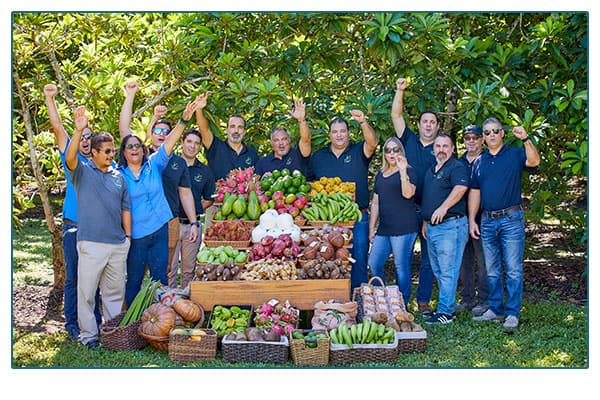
[190,279,350,310]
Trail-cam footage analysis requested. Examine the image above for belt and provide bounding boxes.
[179,215,201,224]
[426,215,464,225]
[360,208,369,213]
[63,219,78,226]
[482,205,522,219]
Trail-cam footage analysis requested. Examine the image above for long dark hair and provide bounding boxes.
[118,134,148,167]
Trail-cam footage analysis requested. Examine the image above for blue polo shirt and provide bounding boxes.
[309,141,372,209]
[69,160,130,244]
[118,145,173,239]
[254,147,310,177]
[373,168,419,236]
[421,157,469,222]
[399,126,436,206]
[150,147,191,217]
[59,137,90,223]
[206,136,259,180]
[178,160,216,217]
[471,145,527,212]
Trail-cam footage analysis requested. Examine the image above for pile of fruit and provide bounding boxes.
[209,305,251,336]
[309,176,355,197]
[300,227,352,262]
[253,299,300,336]
[195,261,244,281]
[204,220,253,242]
[296,258,351,280]
[301,192,362,224]
[260,168,311,198]
[330,320,396,348]
[214,190,263,221]
[290,330,328,348]
[224,327,282,342]
[196,246,248,264]
[240,258,298,281]
[214,167,262,203]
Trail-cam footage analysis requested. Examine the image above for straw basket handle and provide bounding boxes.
[367,276,385,287]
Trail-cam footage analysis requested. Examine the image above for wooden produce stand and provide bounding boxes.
[190,279,350,311]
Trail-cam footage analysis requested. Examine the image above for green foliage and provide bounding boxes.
[12,12,588,245]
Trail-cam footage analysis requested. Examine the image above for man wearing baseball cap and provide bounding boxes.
[455,125,488,315]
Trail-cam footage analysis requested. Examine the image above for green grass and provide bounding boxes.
[12,219,589,368]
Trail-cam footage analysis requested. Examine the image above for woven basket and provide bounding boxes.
[293,217,307,226]
[221,335,289,364]
[329,335,398,365]
[168,328,218,362]
[138,329,170,352]
[396,331,427,353]
[100,312,147,351]
[203,239,251,249]
[290,329,329,366]
[211,218,257,227]
[308,220,355,228]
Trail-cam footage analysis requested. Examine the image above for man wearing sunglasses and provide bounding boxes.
[470,118,540,330]
[391,77,439,316]
[43,83,102,342]
[194,92,259,180]
[455,125,489,316]
[120,82,200,282]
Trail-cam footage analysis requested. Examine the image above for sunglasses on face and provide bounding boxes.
[483,128,502,136]
[463,135,480,141]
[384,146,401,154]
[125,143,142,150]
[153,127,170,136]
[100,148,115,155]
[81,133,92,140]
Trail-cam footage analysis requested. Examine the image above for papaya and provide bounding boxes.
[221,194,236,216]
[247,193,260,220]
[232,195,247,218]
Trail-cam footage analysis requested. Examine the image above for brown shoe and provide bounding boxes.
[418,302,433,316]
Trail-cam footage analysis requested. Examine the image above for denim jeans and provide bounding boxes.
[480,210,525,317]
[125,223,169,307]
[426,216,469,315]
[459,236,488,305]
[415,210,434,304]
[63,223,101,335]
[367,232,417,308]
[350,212,370,292]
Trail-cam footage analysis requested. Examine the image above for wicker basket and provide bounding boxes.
[308,220,355,228]
[203,239,251,249]
[168,328,218,362]
[138,329,170,352]
[100,312,148,351]
[290,329,329,366]
[329,335,398,365]
[221,335,289,364]
[211,218,257,227]
[396,331,427,353]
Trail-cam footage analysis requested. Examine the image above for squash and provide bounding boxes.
[140,303,176,337]
[173,298,203,323]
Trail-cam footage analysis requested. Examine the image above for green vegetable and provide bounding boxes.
[119,277,161,326]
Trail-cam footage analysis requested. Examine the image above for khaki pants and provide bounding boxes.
[166,218,180,276]
[169,222,202,289]
[77,239,130,344]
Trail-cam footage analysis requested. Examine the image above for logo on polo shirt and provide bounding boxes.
[285,158,292,166]
[113,177,123,187]
[194,173,203,183]
[245,156,253,165]
[343,154,352,164]
[171,162,179,170]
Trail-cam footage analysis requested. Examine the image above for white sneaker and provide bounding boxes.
[503,315,519,329]
[472,309,503,322]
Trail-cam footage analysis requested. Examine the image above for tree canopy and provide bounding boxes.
[12,12,588,245]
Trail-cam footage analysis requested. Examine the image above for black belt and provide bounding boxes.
[179,215,201,224]
[482,205,522,219]
[426,215,464,225]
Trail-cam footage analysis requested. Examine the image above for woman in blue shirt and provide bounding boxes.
[118,96,202,307]
[367,137,420,307]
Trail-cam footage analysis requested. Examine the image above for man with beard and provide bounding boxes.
[254,99,311,177]
[43,83,101,341]
[470,118,540,330]
[421,134,469,324]
[194,92,259,180]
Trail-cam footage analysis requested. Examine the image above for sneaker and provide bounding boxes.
[503,315,519,329]
[418,302,432,314]
[85,339,100,349]
[454,301,476,312]
[472,309,503,322]
[471,303,489,315]
[425,313,454,324]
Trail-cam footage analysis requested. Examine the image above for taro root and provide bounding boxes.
[297,269,307,280]
[216,264,225,276]
[222,268,232,281]
[307,268,316,278]
[206,271,217,281]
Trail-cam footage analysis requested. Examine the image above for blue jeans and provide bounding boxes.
[480,210,525,317]
[426,217,469,315]
[63,223,100,334]
[350,212,369,292]
[459,235,488,305]
[415,210,434,304]
[125,223,169,307]
[367,232,418,308]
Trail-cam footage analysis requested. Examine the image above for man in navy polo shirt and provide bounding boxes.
[194,92,259,180]
[310,110,378,291]
[255,99,311,177]
[421,134,469,324]
[391,77,439,315]
[470,117,540,330]
[456,124,488,315]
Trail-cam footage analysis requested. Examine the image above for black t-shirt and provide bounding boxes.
[421,157,469,222]
[373,168,419,236]
[398,126,436,206]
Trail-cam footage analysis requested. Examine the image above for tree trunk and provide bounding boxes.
[13,68,65,291]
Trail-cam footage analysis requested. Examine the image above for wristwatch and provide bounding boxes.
[191,221,200,227]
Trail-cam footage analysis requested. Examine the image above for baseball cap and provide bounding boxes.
[463,124,483,136]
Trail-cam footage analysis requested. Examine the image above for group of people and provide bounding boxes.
[43,76,539,348]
